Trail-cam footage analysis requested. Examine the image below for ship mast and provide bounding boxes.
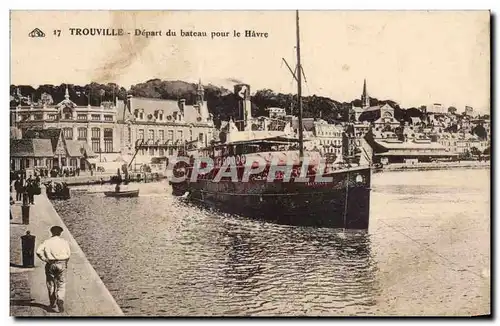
[296,10,304,158]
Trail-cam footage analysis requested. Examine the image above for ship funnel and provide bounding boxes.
[234,84,252,131]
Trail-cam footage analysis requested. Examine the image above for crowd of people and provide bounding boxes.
[12,173,41,205]
[45,181,70,199]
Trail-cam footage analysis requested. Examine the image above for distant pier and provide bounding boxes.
[375,161,490,173]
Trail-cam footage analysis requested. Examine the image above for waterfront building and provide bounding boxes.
[118,80,215,168]
[342,121,372,163]
[303,120,343,159]
[365,129,457,164]
[268,107,287,120]
[10,138,54,172]
[10,87,121,164]
[455,133,489,155]
[10,128,96,172]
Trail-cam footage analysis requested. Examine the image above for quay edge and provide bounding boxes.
[10,187,124,316]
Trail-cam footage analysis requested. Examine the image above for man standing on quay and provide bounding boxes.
[36,226,71,313]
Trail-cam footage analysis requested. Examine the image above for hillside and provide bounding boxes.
[8,79,464,128]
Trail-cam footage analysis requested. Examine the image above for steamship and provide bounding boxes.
[170,11,372,229]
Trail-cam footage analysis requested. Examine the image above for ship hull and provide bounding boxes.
[172,166,372,230]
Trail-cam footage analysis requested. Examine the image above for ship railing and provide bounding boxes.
[181,162,365,182]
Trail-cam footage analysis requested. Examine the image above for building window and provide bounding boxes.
[48,114,57,120]
[159,112,163,121]
[159,148,164,156]
[127,126,131,143]
[139,111,144,120]
[177,130,183,142]
[159,130,165,142]
[34,114,43,120]
[168,148,174,156]
[190,129,193,141]
[148,129,154,141]
[21,114,30,121]
[63,128,73,140]
[77,114,87,121]
[63,109,72,120]
[198,133,204,142]
[104,115,113,122]
[78,127,87,140]
[91,127,101,153]
[149,148,155,156]
[104,128,113,153]
[91,114,100,121]
[167,130,173,141]
[138,129,144,140]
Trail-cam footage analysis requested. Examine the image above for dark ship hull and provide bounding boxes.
[171,166,371,229]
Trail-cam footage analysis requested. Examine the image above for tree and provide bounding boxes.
[448,106,457,114]
[40,92,54,105]
[471,124,488,140]
[470,146,481,156]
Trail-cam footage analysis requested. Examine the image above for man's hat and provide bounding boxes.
[50,226,63,235]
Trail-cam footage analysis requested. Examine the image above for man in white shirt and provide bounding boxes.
[36,226,71,313]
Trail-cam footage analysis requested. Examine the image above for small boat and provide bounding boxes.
[104,189,140,198]
[47,191,71,200]
[71,188,89,193]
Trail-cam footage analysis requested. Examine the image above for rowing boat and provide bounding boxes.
[103,189,140,198]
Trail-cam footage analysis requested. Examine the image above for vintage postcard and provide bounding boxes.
[9,10,490,317]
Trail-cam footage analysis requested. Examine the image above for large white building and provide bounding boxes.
[10,82,217,172]
[10,87,120,168]
[118,80,216,166]
[304,119,343,159]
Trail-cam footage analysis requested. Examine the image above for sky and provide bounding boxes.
[10,10,490,112]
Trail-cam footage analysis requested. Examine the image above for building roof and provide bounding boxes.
[375,151,458,157]
[127,97,209,125]
[289,117,315,131]
[376,140,446,150]
[63,140,98,158]
[80,141,97,158]
[65,140,84,157]
[24,128,62,152]
[11,139,54,157]
[353,105,381,112]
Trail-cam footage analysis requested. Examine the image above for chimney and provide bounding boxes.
[127,94,133,112]
[178,99,186,114]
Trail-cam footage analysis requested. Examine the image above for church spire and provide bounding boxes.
[361,78,369,108]
[196,79,204,102]
[65,86,70,100]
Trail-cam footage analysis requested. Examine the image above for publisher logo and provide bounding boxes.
[28,28,45,38]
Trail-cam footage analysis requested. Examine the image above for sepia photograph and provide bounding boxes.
[8,9,490,317]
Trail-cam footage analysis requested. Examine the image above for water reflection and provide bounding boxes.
[53,185,380,316]
[52,169,489,316]
[213,216,380,315]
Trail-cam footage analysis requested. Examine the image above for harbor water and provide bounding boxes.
[52,168,490,316]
